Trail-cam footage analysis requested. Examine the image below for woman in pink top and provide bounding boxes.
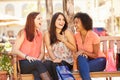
[74,12,106,80]
[12,12,52,80]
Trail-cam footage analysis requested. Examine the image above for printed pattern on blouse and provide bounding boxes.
[52,41,73,64]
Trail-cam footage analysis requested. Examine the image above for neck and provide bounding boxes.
[56,28,62,34]
[80,30,87,37]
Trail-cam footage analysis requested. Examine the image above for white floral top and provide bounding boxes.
[52,42,73,64]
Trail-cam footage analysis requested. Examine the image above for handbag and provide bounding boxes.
[56,64,75,80]
[105,49,117,72]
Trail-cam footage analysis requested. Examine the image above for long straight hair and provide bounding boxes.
[49,12,68,45]
[25,12,39,41]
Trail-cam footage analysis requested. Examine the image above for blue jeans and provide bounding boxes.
[77,55,106,80]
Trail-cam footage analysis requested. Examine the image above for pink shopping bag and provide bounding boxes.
[105,49,117,72]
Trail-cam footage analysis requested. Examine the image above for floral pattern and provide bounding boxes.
[52,42,73,64]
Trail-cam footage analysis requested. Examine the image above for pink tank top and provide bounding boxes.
[19,30,42,60]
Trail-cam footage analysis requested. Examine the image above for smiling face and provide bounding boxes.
[74,18,84,32]
[34,13,42,29]
[55,14,65,30]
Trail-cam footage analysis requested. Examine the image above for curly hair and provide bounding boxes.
[74,12,93,31]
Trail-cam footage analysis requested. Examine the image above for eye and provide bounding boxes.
[58,18,61,21]
[38,17,42,20]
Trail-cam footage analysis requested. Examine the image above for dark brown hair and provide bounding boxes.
[49,12,68,45]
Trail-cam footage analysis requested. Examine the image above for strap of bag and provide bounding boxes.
[17,61,22,80]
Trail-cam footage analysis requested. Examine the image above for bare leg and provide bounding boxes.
[40,71,52,80]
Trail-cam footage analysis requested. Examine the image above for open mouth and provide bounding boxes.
[59,24,64,27]
[39,23,41,26]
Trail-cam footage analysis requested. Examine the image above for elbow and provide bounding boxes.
[72,47,77,52]
[12,48,18,55]
[94,53,98,58]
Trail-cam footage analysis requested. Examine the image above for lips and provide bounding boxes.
[59,24,63,26]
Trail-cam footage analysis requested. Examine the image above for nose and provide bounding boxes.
[74,24,77,27]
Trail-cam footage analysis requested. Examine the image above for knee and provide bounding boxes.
[101,58,106,66]
[77,55,84,61]
[98,57,106,64]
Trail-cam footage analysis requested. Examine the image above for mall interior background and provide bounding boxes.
[0,0,120,40]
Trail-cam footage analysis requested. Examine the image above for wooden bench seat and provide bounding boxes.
[17,71,120,80]
[20,74,34,80]
[12,36,120,80]
[73,71,120,80]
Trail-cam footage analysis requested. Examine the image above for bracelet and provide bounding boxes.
[25,54,28,59]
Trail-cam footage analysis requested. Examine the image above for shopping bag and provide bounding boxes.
[105,49,117,72]
[56,65,75,80]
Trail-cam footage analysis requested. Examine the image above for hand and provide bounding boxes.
[75,50,88,58]
[76,50,84,56]
[82,51,88,58]
[26,56,38,63]
[56,34,66,42]
[82,53,88,58]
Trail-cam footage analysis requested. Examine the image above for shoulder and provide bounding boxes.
[15,29,25,43]
[88,30,99,38]
[43,30,50,40]
[88,30,100,43]
[17,29,25,37]
[44,30,49,36]
[64,29,74,35]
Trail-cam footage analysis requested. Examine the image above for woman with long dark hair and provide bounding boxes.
[44,12,77,80]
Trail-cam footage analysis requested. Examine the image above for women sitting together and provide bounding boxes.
[12,11,106,80]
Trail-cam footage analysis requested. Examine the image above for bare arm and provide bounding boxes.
[12,30,37,62]
[12,30,27,58]
[38,39,45,60]
[44,31,56,60]
[57,29,77,52]
[83,43,99,58]
[44,31,62,62]
[80,43,100,58]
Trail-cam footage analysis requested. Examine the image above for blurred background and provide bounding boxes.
[0,0,120,42]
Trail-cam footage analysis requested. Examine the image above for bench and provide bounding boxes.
[12,36,120,80]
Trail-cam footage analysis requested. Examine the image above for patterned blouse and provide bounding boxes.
[52,41,73,64]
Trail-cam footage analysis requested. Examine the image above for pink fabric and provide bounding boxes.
[19,30,42,59]
[105,49,117,71]
[75,30,105,58]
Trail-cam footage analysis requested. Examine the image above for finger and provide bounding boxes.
[28,59,31,63]
[31,58,36,62]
